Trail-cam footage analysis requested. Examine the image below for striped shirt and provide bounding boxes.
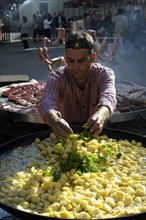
[38,63,117,124]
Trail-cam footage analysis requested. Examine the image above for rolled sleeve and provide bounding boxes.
[38,72,59,120]
[97,66,117,115]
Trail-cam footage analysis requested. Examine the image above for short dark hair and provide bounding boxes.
[65,31,94,54]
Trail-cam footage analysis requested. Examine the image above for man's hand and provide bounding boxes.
[44,110,73,140]
[87,106,110,137]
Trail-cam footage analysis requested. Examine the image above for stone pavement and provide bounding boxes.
[0,32,146,86]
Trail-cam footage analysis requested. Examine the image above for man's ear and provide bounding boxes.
[90,52,96,62]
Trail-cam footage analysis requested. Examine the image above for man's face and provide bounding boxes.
[94,12,100,19]
[65,48,95,83]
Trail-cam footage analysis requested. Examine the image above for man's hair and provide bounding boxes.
[65,31,94,54]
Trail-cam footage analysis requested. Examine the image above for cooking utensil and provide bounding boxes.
[0,128,146,220]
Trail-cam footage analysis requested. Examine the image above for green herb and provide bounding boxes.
[51,171,60,181]
[59,149,109,174]
[42,169,60,181]
[68,133,80,141]
[54,139,66,149]
[116,152,123,158]
[82,123,88,129]
[76,170,83,176]
[106,148,114,155]
[42,169,50,176]
[50,127,124,177]
[81,123,93,141]
[98,153,107,162]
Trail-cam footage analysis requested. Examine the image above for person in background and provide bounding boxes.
[78,13,92,31]
[51,12,57,38]
[113,8,128,54]
[32,14,38,43]
[78,15,85,30]
[54,11,67,29]
[38,31,117,140]
[83,12,92,30]
[90,10,105,42]
[103,11,115,38]
[43,14,52,38]
[36,12,44,41]
[130,10,144,51]
[20,16,29,50]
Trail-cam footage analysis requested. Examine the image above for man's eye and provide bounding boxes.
[68,59,74,63]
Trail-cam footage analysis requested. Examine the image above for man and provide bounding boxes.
[90,10,105,41]
[38,31,117,139]
[113,8,128,54]
[54,11,67,28]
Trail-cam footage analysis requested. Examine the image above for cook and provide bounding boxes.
[38,31,117,139]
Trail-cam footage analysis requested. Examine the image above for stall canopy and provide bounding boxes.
[64,0,120,8]
[0,0,25,8]
[64,0,145,8]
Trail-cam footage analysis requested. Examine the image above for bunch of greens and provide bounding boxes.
[42,124,123,181]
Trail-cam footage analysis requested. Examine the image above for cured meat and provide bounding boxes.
[128,90,146,99]
[0,81,46,109]
[8,94,21,102]
[1,88,17,97]
[23,96,38,104]
[14,98,31,106]
[0,81,145,116]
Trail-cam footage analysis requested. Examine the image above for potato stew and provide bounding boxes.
[0,130,146,219]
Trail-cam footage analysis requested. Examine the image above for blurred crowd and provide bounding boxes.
[19,8,145,53]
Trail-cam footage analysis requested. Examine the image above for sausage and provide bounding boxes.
[42,47,49,60]
[38,48,44,62]
[108,37,118,61]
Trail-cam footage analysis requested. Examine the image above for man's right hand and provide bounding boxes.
[44,110,73,140]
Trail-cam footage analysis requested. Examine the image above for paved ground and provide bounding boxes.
[0,32,146,86]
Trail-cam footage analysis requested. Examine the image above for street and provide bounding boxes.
[0,32,146,86]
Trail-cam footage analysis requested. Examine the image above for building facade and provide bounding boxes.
[19,0,65,23]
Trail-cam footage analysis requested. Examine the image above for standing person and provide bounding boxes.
[32,14,38,43]
[113,8,128,54]
[90,10,103,32]
[103,11,115,38]
[83,12,92,30]
[54,11,67,29]
[51,12,57,38]
[43,14,52,38]
[78,13,91,31]
[130,10,144,51]
[38,31,117,140]
[90,10,105,42]
[36,12,44,41]
[20,16,29,50]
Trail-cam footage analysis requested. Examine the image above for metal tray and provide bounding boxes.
[110,108,146,123]
[0,80,146,124]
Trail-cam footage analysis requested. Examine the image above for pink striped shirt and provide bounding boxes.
[38,63,117,124]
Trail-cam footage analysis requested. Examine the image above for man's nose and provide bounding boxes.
[74,61,80,69]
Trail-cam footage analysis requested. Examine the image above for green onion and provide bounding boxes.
[116,152,123,158]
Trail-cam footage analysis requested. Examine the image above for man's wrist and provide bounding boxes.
[44,109,61,127]
[95,106,110,122]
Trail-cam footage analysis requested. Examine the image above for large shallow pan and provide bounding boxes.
[0,128,146,220]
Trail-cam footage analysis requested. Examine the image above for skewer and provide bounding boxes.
[25,46,64,52]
